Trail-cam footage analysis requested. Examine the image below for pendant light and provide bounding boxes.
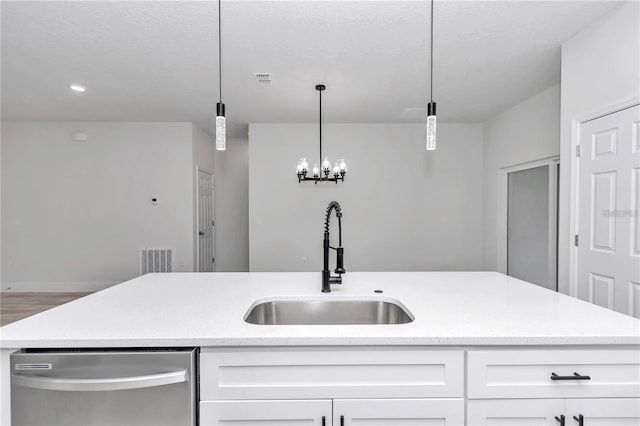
[296,84,347,184]
[426,0,437,151]
[216,0,226,151]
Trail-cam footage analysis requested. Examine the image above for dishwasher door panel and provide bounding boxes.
[11,349,196,426]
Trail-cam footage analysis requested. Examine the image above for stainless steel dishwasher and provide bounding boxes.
[10,348,197,426]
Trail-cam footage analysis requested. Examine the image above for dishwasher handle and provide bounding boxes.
[12,370,188,392]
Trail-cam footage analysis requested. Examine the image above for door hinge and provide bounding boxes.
[576,146,581,157]
[212,257,215,263]
[211,220,214,226]
[575,235,579,246]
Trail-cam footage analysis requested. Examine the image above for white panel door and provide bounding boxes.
[200,399,331,426]
[198,170,214,272]
[566,398,640,426]
[334,398,464,426]
[577,104,640,316]
[467,399,565,426]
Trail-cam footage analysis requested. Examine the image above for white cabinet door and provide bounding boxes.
[334,398,464,426]
[200,399,331,426]
[467,399,565,426]
[566,398,640,425]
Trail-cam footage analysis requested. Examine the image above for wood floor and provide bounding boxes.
[0,292,92,326]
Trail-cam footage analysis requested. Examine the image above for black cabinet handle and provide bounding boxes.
[555,415,565,426]
[321,416,325,426]
[573,414,584,426]
[341,415,344,426]
[551,372,591,381]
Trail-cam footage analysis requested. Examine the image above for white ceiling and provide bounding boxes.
[1,0,621,138]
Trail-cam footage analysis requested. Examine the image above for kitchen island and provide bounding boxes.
[2,271,639,425]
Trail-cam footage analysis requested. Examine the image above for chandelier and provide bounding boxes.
[296,84,347,184]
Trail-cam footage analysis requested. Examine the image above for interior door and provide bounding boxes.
[565,398,640,426]
[467,399,565,426]
[198,170,214,272]
[199,400,331,426]
[508,165,552,289]
[505,159,559,291]
[576,104,640,317]
[334,398,464,425]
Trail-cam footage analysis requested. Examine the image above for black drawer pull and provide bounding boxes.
[341,415,344,426]
[555,415,565,426]
[551,372,591,381]
[322,416,326,426]
[573,414,584,426]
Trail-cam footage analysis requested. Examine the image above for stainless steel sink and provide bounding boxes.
[244,299,414,325]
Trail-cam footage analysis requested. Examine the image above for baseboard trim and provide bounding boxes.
[1,282,118,292]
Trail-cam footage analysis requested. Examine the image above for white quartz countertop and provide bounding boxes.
[1,272,639,348]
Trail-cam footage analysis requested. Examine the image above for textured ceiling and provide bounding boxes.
[1,1,621,138]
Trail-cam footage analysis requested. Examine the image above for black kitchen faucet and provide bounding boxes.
[322,201,345,293]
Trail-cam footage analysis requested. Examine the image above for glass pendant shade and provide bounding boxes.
[426,101,436,151]
[426,115,436,151]
[322,157,331,172]
[312,164,320,178]
[216,102,226,151]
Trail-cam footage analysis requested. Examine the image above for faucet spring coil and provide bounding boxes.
[324,201,342,232]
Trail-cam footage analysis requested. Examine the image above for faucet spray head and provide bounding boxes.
[335,247,346,274]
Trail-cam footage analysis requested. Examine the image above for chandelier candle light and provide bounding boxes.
[296,84,347,184]
[426,0,437,151]
[215,0,226,151]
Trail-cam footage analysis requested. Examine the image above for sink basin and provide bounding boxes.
[244,299,414,325]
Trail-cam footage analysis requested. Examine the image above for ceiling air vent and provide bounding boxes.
[254,73,272,86]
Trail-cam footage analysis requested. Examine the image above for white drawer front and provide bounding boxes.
[335,398,464,426]
[467,348,640,399]
[200,347,464,400]
[200,400,331,426]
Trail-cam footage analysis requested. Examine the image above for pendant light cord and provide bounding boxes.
[319,88,322,163]
[218,0,222,103]
[430,0,434,103]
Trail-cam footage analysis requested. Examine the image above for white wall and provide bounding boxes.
[249,123,484,272]
[1,121,194,291]
[558,1,640,295]
[482,84,560,271]
[214,138,249,271]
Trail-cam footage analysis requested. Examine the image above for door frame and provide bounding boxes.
[498,156,560,290]
[568,97,640,297]
[196,166,215,272]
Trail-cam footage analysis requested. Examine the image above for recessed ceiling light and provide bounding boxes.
[69,84,86,92]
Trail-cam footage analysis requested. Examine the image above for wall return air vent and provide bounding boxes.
[254,73,273,86]
[140,249,174,274]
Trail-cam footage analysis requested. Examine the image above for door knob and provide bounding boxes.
[199,231,205,236]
